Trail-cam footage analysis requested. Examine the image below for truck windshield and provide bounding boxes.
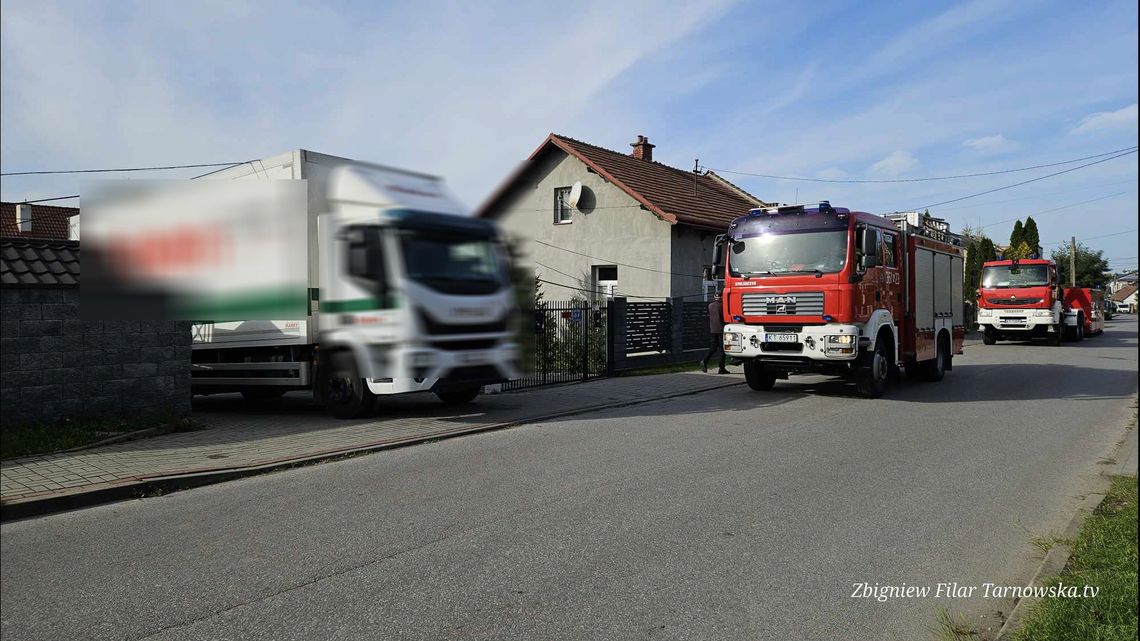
[728,231,847,276]
[981,265,1049,288]
[400,232,504,295]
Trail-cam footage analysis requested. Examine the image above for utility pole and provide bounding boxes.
[1070,236,1077,287]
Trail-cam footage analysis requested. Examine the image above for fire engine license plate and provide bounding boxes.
[765,333,799,343]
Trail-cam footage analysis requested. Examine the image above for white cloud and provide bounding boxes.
[1071,104,1138,134]
[0,1,736,207]
[869,151,919,177]
[816,168,848,180]
[962,134,1019,155]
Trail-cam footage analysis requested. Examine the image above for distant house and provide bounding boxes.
[475,134,770,302]
[1,202,80,240]
[1111,283,1137,312]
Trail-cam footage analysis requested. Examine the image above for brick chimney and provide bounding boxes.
[630,135,655,162]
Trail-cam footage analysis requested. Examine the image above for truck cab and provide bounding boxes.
[976,258,1064,345]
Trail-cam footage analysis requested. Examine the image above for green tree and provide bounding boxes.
[1009,220,1025,253]
[977,237,998,262]
[1051,242,1110,288]
[1022,216,1041,258]
[1006,241,1034,260]
[964,241,981,301]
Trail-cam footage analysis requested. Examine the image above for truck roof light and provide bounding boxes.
[822,314,835,322]
[819,201,832,212]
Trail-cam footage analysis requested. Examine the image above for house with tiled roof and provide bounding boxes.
[1,202,80,240]
[475,134,770,301]
[1111,282,1137,313]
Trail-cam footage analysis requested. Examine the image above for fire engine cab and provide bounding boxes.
[714,204,965,398]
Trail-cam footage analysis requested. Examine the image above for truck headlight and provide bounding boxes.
[1034,309,1053,317]
[977,308,992,317]
[824,334,856,355]
[723,332,741,351]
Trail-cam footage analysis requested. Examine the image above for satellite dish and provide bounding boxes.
[567,181,583,209]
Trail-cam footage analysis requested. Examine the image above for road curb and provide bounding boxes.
[0,379,744,523]
[991,490,1107,641]
[992,395,1138,641]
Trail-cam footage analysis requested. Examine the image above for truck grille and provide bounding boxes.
[742,292,824,316]
[989,297,1043,306]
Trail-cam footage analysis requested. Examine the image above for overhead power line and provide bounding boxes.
[1044,229,1138,246]
[1,161,248,177]
[978,190,1135,229]
[913,149,1138,210]
[709,146,1138,184]
[14,195,81,204]
[532,239,705,279]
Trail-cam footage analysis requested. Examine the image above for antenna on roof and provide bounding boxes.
[693,159,699,196]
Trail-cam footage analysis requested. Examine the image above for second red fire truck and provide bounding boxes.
[714,204,965,398]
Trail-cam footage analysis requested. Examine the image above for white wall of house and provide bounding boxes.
[489,149,675,302]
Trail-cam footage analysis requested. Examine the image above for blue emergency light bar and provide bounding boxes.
[748,201,841,217]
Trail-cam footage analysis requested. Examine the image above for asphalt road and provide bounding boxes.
[2,319,1137,641]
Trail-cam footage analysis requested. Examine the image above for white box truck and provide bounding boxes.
[187,150,519,417]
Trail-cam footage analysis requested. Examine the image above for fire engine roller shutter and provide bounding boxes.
[951,255,964,325]
[915,248,935,328]
[934,253,953,319]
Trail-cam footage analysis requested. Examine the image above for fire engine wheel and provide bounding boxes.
[743,360,777,391]
[435,385,481,405]
[921,335,948,382]
[324,351,375,419]
[1049,323,1063,346]
[982,328,997,345]
[855,344,889,398]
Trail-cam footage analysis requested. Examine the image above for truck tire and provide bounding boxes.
[1048,323,1062,346]
[921,335,947,382]
[982,327,997,345]
[855,343,889,398]
[743,360,777,391]
[436,385,481,405]
[241,388,286,401]
[1075,315,1085,341]
[324,351,375,419]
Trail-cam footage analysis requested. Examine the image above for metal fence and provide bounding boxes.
[625,301,671,354]
[681,301,711,350]
[502,300,608,391]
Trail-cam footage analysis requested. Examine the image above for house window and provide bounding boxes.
[554,187,573,224]
[594,265,618,300]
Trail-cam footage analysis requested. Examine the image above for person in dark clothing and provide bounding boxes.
[702,291,729,374]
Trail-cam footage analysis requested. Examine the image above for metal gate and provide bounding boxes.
[502,300,608,390]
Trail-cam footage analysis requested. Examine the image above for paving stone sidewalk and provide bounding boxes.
[1,371,743,509]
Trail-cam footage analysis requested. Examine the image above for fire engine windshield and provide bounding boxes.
[728,231,848,276]
[400,232,505,295]
[981,264,1049,288]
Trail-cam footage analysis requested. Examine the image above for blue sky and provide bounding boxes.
[2,1,1137,269]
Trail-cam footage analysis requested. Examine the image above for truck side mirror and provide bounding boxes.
[859,254,879,269]
[860,228,879,262]
[711,234,726,277]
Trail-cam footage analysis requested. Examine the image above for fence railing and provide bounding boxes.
[501,300,608,391]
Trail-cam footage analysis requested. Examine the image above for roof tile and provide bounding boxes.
[0,238,81,288]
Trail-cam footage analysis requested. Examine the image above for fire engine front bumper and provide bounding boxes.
[976,308,1059,333]
[722,323,860,362]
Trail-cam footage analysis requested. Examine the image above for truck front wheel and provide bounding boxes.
[982,327,997,345]
[324,351,375,419]
[743,360,777,391]
[855,343,889,398]
[1049,323,1062,346]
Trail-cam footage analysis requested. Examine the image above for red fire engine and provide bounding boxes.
[976,258,1065,345]
[715,204,965,398]
[1063,287,1105,339]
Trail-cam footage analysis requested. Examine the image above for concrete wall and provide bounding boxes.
[0,288,191,427]
[488,149,675,301]
[669,225,718,300]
